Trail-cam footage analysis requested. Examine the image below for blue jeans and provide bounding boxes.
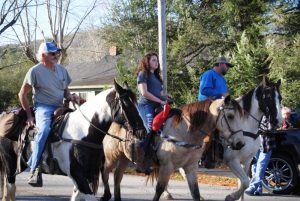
[248,149,272,192]
[27,102,58,171]
[138,103,154,133]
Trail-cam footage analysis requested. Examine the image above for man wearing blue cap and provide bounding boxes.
[18,42,78,186]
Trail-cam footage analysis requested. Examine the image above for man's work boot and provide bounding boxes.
[28,168,43,187]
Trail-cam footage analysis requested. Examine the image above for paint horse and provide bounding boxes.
[0,80,146,201]
[219,78,282,201]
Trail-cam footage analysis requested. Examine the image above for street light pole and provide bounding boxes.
[158,0,167,94]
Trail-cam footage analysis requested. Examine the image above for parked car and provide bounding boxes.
[262,128,300,194]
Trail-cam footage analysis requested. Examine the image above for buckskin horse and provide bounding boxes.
[101,122,146,201]
[149,96,245,201]
[0,80,146,201]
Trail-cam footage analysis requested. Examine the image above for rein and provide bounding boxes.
[72,102,130,142]
[54,112,104,149]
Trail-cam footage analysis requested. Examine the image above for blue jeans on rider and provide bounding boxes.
[138,103,155,152]
[245,149,272,196]
[138,103,154,133]
[27,102,58,172]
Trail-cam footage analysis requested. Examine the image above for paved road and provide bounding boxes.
[9,171,299,201]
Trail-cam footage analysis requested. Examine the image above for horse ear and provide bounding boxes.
[224,95,231,105]
[123,81,129,90]
[114,79,124,93]
[261,75,268,87]
[276,79,281,88]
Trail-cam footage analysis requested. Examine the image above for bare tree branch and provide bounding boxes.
[0,0,33,35]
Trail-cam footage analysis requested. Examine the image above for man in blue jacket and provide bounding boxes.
[198,56,233,168]
[198,56,233,101]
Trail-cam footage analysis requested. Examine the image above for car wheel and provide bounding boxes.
[262,153,298,194]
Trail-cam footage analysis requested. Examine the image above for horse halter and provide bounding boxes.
[217,105,243,137]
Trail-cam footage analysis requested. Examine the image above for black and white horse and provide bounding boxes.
[0,80,146,201]
[219,77,282,201]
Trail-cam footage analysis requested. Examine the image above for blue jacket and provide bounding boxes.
[198,69,228,101]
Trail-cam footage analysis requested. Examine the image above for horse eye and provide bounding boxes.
[227,114,234,120]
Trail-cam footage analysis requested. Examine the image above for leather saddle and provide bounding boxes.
[16,106,74,175]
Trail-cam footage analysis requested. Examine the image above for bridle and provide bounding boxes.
[217,88,278,142]
[73,91,145,142]
[217,105,243,137]
[113,92,146,139]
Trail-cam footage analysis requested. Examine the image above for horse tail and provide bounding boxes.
[0,138,12,194]
[146,166,159,185]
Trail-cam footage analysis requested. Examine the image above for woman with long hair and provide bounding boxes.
[136,52,168,174]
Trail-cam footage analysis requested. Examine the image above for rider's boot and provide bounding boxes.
[136,131,155,175]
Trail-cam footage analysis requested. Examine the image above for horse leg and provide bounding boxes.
[70,171,97,201]
[114,156,129,201]
[2,175,16,201]
[184,167,202,201]
[70,186,81,201]
[162,188,174,200]
[153,166,172,201]
[225,159,249,201]
[100,159,116,201]
[162,167,186,200]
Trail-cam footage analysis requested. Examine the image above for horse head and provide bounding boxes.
[108,79,146,139]
[210,96,245,150]
[256,77,282,129]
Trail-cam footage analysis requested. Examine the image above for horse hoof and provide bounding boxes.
[162,192,174,200]
[225,195,235,201]
[100,196,111,201]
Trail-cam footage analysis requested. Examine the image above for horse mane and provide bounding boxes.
[106,88,137,105]
[172,99,212,132]
[127,89,137,104]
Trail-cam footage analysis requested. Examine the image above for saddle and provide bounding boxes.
[0,108,28,141]
[14,106,74,175]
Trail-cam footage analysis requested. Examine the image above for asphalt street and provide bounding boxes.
[4,171,298,201]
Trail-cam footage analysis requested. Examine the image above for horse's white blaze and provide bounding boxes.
[275,91,283,125]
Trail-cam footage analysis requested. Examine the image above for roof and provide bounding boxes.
[66,55,118,87]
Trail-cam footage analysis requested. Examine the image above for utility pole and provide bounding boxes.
[158,0,167,94]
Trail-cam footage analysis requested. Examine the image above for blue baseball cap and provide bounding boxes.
[38,42,61,54]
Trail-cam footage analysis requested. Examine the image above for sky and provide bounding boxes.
[0,0,111,45]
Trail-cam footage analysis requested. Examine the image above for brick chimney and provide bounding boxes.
[109,46,121,56]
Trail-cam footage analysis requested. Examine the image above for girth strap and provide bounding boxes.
[59,138,103,149]
[162,135,202,150]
